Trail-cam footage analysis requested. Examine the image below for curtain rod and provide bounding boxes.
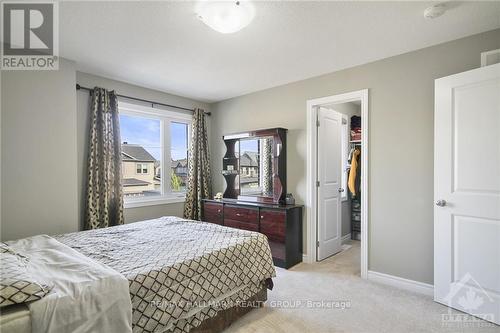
[75,84,211,116]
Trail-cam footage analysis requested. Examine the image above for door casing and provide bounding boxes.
[306,89,369,279]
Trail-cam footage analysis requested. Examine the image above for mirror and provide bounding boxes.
[222,128,287,204]
[238,137,274,197]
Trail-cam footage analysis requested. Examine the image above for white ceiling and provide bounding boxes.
[59,1,500,103]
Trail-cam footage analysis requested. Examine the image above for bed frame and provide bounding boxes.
[192,286,267,333]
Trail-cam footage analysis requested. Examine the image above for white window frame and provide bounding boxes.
[119,102,192,208]
[341,114,349,201]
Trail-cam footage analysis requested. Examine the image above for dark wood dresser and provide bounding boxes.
[202,198,303,269]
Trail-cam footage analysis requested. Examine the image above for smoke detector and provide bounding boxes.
[424,4,446,19]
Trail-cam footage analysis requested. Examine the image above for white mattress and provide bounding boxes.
[0,304,31,333]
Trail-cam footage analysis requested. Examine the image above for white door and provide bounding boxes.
[317,107,343,261]
[434,63,500,325]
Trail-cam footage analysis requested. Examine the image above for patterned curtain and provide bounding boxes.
[84,87,124,229]
[184,109,212,220]
[262,138,272,196]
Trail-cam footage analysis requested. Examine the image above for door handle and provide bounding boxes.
[338,188,345,193]
[435,199,447,207]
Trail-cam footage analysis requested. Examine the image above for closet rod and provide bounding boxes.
[76,84,211,116]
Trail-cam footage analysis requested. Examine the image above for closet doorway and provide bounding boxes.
[306,89,369,278]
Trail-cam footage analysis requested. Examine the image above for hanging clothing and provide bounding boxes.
[348,148,361,197]
[348,147,354,163]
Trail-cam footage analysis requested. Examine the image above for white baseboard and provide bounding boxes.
[302,254,310,263]
[341,234,351,243]
[367,270,434,297]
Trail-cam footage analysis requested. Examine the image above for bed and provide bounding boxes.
[0,216,276,333]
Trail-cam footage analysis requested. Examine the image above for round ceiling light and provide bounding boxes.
[196,1,256,34]
[423,4,446,19]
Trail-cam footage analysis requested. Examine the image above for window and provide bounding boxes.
[136,163,148,174]
[239,139,261,194]
[119,102,191,207]
[170,122,189,192]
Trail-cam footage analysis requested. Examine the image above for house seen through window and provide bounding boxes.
[119,106,190,201]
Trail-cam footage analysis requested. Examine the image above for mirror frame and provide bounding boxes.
[222,128,287,204]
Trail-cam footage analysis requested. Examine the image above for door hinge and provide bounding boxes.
[316,120,320,127]
[316,241,320,247]
[316,181,320,187]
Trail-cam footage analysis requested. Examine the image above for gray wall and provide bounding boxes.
[0,64,210,241]
[1,59,78,241]
[76,72,211,228]
[0,70,3,232]
[210,29,500,284]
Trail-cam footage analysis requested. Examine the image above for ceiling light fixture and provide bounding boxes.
[196,1,255,34]
[424,3,446,19]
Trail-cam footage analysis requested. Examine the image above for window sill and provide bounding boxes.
[124,195,186,209]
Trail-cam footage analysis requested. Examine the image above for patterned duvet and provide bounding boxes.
[55,216,276,333]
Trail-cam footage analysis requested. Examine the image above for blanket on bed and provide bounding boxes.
[7,235,132,333]
[55,216,276,333]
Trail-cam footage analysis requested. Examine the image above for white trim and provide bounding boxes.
[119,101,193,121]
[124,196,186,209]
[341,233,351,243]
[306,89,369,280]
[340,114,349,202]
[302,254,309,263]
[367,270,434,297]
[119,101,191,202]
[480,49,500,67]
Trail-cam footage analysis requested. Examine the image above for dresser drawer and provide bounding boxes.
[224,205,259,231]
[260,209,286,243]
[203,202,223,225]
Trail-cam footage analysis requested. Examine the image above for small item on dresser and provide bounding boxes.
[285,193,295,205]
[227,165,234,171]
[214,192,223,200]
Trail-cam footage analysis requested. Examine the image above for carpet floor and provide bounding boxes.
[225,240,499,333]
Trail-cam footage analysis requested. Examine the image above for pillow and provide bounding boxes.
[0,244,50,307]
[0,242,15,254]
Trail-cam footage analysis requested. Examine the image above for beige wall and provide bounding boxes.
[1,59,78,241]
[1,64,209,241]
[76,72,211,228]
[210,29,500,284]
